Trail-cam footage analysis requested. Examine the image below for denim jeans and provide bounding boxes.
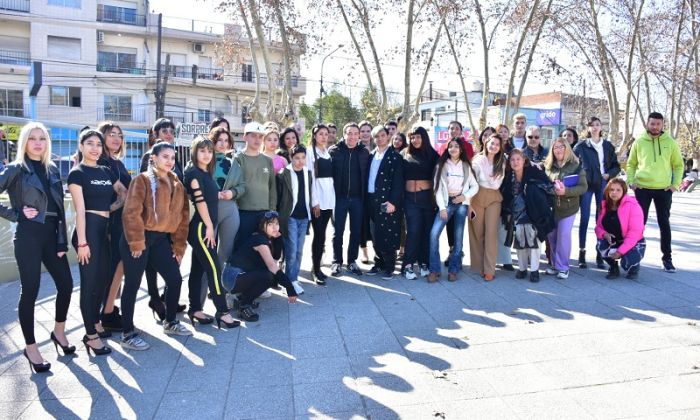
[333,196,364,265]
[578,182,606,249]
[403,190,435,268]
[284,217,309,282]
[429,203,468,274]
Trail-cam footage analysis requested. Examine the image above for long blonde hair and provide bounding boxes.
[14,122,52,170]
[544,137,578,170]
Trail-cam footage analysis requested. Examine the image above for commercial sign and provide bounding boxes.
[177,123,209,137]
[536,109,561,126]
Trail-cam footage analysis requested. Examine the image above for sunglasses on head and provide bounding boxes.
[263,211,279,220]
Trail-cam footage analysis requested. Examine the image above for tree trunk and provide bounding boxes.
[443,20,476,135]
[271,0,295,119]
[474,0,489,130]
[588,0,619,142]
[623,0,645,146]
[503,0,541,123]
[411,15,445,123]
[669,0,686,136]
[336,0,376,94]
[247,0,276,119]
[514,0,553,113]
[402,0,415,119]
[237,0,260,120]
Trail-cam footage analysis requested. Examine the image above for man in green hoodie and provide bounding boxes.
[627,112,684,273]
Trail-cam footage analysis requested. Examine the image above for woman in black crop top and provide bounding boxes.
[184,137,240,329]
[68,129,127,356]
[305,124,335,284]
[401,126,439,279]
[97,122,132,332]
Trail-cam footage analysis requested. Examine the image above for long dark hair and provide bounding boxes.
[75,129,104,163]
[392,133,407,151]
[586,116,603,138]
[279,127,299,156]
[406,126,435,159]
[310,124,328,177]
[477,126,495,152]
[604,178,628,210]
[189,136,215,176]
[97,121,124,159]
[209,116,230,132]
[481,134,506,179]
[208,126,232,152]
[559,127,579,147]
[435,138,474,186]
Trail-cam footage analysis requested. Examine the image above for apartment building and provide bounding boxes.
[0,0,306,169]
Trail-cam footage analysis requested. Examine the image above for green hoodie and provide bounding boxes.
[626,131,684,190]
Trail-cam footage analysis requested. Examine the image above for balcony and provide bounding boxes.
[97,4,146,26]
[0,0,30,12]
[97,107,146,123]
[0,50,30,66]
[96,63,146,75]
[242,75,302,88]
[160,65,224,81]
[163,110,194,125]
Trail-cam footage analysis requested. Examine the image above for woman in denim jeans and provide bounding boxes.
[427,139,479,282]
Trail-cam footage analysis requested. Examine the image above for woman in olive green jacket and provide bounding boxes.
[544,137,587,279]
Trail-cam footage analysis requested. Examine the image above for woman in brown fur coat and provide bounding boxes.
[118,142,191,351]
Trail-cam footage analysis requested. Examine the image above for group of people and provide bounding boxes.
[0,109,684,374]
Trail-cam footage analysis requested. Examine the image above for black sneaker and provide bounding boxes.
[331,263,342,276]
[366,266,381,276]
[662,259,676,273]
[238,306,260,322]
[347,263,363,276]
[529,271,540,283]
[605,262,620,279]
[313,271,327,285]
[381,271,394,281]
[596,253,605,269]
[502,264,515,272]
[515,270,528,279]
[626,266,640,279]
[101,307,123,331]
[578,250,587,269]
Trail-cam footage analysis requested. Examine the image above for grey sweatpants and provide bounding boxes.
[199,199,240,306]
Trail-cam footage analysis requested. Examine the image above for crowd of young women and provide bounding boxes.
[0,114,648,373]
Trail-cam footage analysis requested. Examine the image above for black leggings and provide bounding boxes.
[72,213,111,336]
[145,265,161,301]
[120,231,183,333]
[102,210,124,307]
[232,269,274,306]
[311,209,333,272]
[188,221,227,313]
[14,218,73,345]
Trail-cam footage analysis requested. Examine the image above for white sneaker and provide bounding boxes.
[420,264,429,277]
[556,270,569,279]
[404,265,417,280]
[121,332,150,350]
[163,320,192,336]
[259,289,272,299]
[292,281,304,295]
[545,266,558,275]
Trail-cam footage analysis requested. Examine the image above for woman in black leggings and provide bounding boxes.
[305,124,335,284]
[120,142,191,350]
[224,212,298,322]
[0,122,74,373]
[68,129,127,356]
[184,137,240,329]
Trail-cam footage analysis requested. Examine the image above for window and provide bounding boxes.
[50,86,81,107]
[102,5,137,24]
[104,95,132,121]
[0,89,24,117]
[241,64,253,82]
[98,50,138,74]
[48,0,81,8]
[198,99,211,123]
[241,105,249,124]
[47,36,81,60]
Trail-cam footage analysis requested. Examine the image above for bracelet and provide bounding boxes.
[77,243,89,248]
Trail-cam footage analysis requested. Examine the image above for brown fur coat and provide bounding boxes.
[122,170,189,255]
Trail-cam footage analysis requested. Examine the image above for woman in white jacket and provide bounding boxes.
[428,138,479,282]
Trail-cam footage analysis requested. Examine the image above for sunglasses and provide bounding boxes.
[263,211,279,220]
[160,128,176,134]
[108,133,124,139]
[527,135,540,139]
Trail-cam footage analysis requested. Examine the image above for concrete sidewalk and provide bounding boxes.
[0,192,699,419]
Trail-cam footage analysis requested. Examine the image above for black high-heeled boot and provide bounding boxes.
[148,298,166,321]
[605,261,620,279]
[160,293,186,313]
[23,349,51,373]
[578,250,587,269]
[82,335,112,356]
[215,311,241,329]
[50,332,76,356]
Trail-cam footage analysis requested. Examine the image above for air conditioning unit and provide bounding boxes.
[97,31,105,44]
[193,43,204,53]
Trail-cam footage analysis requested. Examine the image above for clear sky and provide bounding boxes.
[149,0,585,106]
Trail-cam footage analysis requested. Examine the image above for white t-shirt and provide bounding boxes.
[512,136,526,150]
[591,138,605,174]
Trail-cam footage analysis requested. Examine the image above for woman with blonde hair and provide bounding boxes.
[543,138,587,279]
[0,122,75,371]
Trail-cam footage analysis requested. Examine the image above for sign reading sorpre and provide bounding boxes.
[536,109,561,126]
[176,123,209,137]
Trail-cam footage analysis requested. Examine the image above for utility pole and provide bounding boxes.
[155,13,163,118]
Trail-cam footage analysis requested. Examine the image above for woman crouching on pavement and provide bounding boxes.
[223,212,298,322]
[595,178,646,279]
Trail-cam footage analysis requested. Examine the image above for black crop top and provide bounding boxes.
[403,149,438,181]
[67,163,117,212]
[185,166,218,225]
[315,155,333,178]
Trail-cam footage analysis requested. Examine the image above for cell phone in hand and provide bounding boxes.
[380,203,388,213]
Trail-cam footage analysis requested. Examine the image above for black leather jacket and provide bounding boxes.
[0,161,68,250]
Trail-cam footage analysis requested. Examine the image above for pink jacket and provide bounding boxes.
[595,194,645,255]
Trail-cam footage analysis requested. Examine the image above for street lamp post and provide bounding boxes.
[318,44,343,124]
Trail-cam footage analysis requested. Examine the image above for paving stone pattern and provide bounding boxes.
[0,193,699,419]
